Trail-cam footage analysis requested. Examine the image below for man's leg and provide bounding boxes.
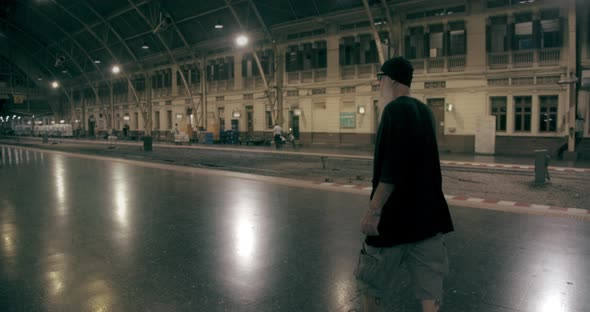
[407,234,448,312]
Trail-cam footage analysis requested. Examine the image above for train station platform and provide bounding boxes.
[1,146,589,311]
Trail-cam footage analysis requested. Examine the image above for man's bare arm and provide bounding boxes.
[369,182,395,214]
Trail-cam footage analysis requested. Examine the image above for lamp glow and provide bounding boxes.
[112,65,120,74]
[236,35,249,46]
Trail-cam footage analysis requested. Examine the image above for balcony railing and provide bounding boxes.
[513,50,534,67]
[488,48,562,69]
[488,52,510,69]
[243,76,266,89]
[539,48,561,66]
[427,58,445,73]
[410,59,425,73]
[340,64,380,80]
[208,80,234,92]
[448,56,466,72]
[286,69,327,84]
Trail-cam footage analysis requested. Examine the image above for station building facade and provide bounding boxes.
[65,0,590,157]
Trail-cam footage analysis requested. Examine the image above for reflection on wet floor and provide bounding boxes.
[0,146,589,311]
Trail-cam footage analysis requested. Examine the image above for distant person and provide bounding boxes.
[354,57,454,312]
[123,124,129,137]
[273,123,282,149]
[557,116,585,159]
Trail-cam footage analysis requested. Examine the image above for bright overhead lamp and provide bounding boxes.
[112,65,120,74]
[141,43,149,49]
[214,20,223,29]
[94,59,101,64]
[61,69,68,74]
[236,34,248,47]
[37,76,43,81]
[51,81,59,88]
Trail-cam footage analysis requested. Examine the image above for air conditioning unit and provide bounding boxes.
[581,70,590,88]
[430,48,438,58]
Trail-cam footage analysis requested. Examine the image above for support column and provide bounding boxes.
[110,79,115,130]
[171,65,179,96]
[566,0,577,154]
[200,57,208,129]
[146,73,152,137]
[507,94,515,134]
[326,28,340,81]
[234,52,243,90]
[275,44,284,126]
[531,93,539,135]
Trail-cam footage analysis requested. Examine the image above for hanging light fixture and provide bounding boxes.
[214,20,223,29]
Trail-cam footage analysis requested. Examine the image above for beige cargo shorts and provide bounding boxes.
[354,233,449,301]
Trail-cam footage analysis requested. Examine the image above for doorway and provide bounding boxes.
[427,98,445,145]
[246,105,254,133]
[289,111,300,139]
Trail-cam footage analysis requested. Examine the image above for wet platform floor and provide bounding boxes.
[1,146,589,312]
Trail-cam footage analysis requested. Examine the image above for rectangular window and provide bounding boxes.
[514,96,532,132]
[266,106,273,128]
[539,95,558,132]
[514,12,533,50]
[134,112,139,130]
[425,81,446,89]
[311,88,326,95]
[449,21,466,55]
[371,84,380,92]
[489,16,508,52]
[490,97,507,131]
[218,107,225,131]
[286,45,302,72]
[406,27,425,59]
[339,36,359,65]
[287,90,299,97]
[167,110,173,129]
[243,93,254,100]
[314,41,327,68]
[340,87,356,94]
[359,34,379,64]
[429,24,444,58]
[540,9,562,48]
[155,111,160,129]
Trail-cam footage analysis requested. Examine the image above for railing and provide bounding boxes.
[286,69,327,84]
[539,48,561,66]
[448,56,466,72]
[488,48,562,69]
[341,65,356,80]
[410,59,425,73]
[208,80,234,92]
[357,64,373,78]
[243,76,266,89]
[513,50,534,67]
[301,71,313,83]
[340,64,379,80]
[427,58,445,73]
[314,69,327,82]
[488,52,509,69]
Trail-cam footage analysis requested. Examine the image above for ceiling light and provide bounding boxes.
[112,65,120,74]
[51,81,59,88]
[236,34,248,47]
[94,59,101,64]
[215,20,223,29]
[141,43,149,49]
[37,76,43,81]
[61,69,68,74]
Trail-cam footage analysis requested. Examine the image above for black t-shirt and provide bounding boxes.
[365,96,454,247]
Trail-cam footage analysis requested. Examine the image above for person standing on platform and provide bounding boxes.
[273,123,283,149]
[354,57,454,312]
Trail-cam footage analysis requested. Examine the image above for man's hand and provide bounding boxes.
[360,209,381,236]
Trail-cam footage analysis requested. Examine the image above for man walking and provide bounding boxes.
[273,123,283,149]
[354,57,454,312]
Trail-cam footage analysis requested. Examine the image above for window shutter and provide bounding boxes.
[354,42,361,65]
[463,29,467,55]
[532,20,541,49]
[405,35,411,58]
[557,17,565,47]
[508,23,515,51]
[423,33,430,58]
[486,25,491,53]
[445,30,450,56]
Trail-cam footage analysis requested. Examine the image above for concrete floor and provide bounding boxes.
[1,146,589,312]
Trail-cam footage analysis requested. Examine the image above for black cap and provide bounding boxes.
[379,56,414,87]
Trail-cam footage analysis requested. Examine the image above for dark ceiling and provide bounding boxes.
[0,0,384,86]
